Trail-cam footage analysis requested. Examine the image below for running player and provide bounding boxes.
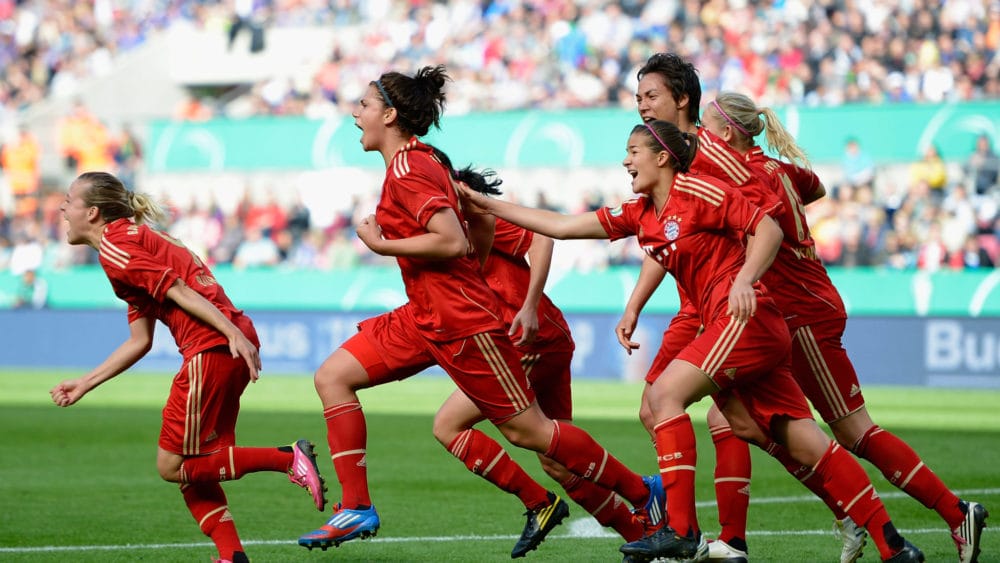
[429,150,648,551]
[296,65,665,558]
[701,91,988,563]
[458,119,925,563]
[50,171,327,563]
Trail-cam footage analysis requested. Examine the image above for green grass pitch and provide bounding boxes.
[1,370,997,562]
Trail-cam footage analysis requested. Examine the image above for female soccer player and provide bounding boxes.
[297,65,663,558]
[458,119,924,563]
[431,150,648,549]
[49,171,327,563]
[701,91,987,563]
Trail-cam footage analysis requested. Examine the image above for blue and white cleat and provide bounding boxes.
[298,503,380,550]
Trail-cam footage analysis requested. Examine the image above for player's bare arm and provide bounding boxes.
[616,256,667,354]
[510,233,552,345]
[728,215,782,322]
[359,209,470,259]
[49,316,155,407]
[456,183,607,240]
[164,279,261,381]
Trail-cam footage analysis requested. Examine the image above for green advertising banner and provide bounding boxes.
[147,102,1000,172]
[3,266,999,317]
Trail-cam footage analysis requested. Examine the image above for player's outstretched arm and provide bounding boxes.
[456,182,607,240]
[165,280,261,381]
[50,316,155,407]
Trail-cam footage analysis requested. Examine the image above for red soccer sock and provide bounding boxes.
[181,482,243,561]
[763,439,848,520]
[654,414,699,538]
[560,474,644,541]
[710,425,750,547]
[324,401,371,509]
[544,420,648,506]
[179,447,292,483]
[814,441,904,560]
[448,429,551,510]
[853,425,964,528]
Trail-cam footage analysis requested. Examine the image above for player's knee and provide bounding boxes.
[431,413,461,447]
[638,402,656,434]
[156,457,182,483]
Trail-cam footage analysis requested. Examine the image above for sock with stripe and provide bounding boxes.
[447,428,551,510]
[324,401,371,509]
[559,473,644,541]
[763,439,848,520]
[654,413,699,538]
[179,447,292,482]
[544,420,648,506]
[814,441,904,560]
[853,424,964,528]
[181,482,243,561]
[711,425,750,550]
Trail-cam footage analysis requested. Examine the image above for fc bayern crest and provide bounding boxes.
[664,220,681,241]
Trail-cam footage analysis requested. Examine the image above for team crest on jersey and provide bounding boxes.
[608,205,623,217]
[663,215,682,241]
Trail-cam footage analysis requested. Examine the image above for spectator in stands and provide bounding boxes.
[56,100,114,176]
[232,225,279,268]
[0,124,41,218]
[841,137,875,188]
[965,133,1000,196]
[910,143,948,202]
[950,234,995,270]
[13,268,47,309]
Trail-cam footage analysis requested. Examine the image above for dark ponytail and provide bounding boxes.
[375,65,450,137]
[430,145,503,196]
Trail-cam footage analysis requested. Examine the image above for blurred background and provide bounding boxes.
[0,0,998,386]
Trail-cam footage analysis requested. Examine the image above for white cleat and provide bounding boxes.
[706,538,748,563]
[833,517,867,563]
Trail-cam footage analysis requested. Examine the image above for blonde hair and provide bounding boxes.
[712,92,809,167]
[76,171,167,226]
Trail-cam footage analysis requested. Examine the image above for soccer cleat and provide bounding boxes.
[298,503,380,550]
[641,475,666,528]
[833,516,868,563]
[620,526,708,561]
[706,538,748,563]
[511,492,570,558]
[882,539,924,562]
[213,552,248,563]
[953,500,988,563]
[288,439,327,511]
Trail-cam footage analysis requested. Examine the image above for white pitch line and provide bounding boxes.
[3,488,997,554]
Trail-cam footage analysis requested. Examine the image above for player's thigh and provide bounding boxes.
[523,350,573,420]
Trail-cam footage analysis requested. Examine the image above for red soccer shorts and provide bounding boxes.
[790,318,866,423]
[159,347,250,456]
[645,312,703,384]
[341,303,536,424]
[521,350,573,421]
[675,300,814,432]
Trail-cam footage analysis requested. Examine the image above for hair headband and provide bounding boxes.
[375,79,394,108]
[710,100,752,137]
[645,123,681,164]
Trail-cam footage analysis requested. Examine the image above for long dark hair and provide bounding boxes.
[431,145,503,196]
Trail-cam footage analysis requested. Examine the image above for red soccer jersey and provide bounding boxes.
[663,127,756,319]
[98,218,258,359]
[743,148,847,328]
[596,172,771,326]
[376,138,505,340]
[483,218,574,353]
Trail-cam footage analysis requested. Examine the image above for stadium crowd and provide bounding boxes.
[1,0,1000,281]
[1,0,999,115]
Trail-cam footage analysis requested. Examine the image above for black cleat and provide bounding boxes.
[620,526,708,561]
[883,539,925,562]
[510,492,570,558]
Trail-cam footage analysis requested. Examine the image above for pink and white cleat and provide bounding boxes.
[288,439,328,511]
